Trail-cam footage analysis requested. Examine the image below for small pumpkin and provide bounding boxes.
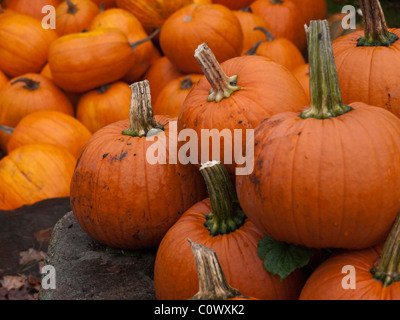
[5,110,92,158]
[55,0,99,36]
[0,143,76,211]
[76,81,131,133]
[292,63,310,103]
[332,0,400,118]
[70,80,207,250]
[290,0,327,23]
[5,0,61,20]
[48,28,133,92]
[300,212,400,300]
[144,56,183,105]
[154,161,304,300]
[0,74,74,127]
[245,27,305,71]
[212,0,253,11]
[250,0,307,52]
[0,11,58,77]
[153,74,202,118]
[160,4,244,74]
[236,20,400,249]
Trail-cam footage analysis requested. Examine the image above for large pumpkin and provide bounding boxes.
[48,28,133,92]
[0,143,76,210]
[0,73,74,127]
[154,161,304,300]
[332,0,400,118]
[160,4,244,74]
[0,11,58,77]
[70,80,207,249]
[178,43,308,175]
[236,20,400,249]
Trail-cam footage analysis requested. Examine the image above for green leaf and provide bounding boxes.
[257,235,316,281]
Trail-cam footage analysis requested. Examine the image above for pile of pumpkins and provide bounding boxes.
[1,0,400,300]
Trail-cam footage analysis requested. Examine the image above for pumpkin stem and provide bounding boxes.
[200,161,246,236]
[370,213,400,287]
[240,6,252,13]
[300,20,352,119]
[0,124,14,136]
[11,78,40,91]
[130,28,160,51]
[99,0,105,12]
[98,84,111,94]
[194,43,240,103]
[180,76,194,90]
[188,239,242,300]
[357,0,398,47]
[122,80,164,137]
[245,27,275,55]
[270,0,283,4]
[65,0,78,14]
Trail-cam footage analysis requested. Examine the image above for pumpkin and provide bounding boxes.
[233,8,272,54]
[5,110,91,158]
[89,8,160,83]
[189,240,258,300]
[245,27,305,71]
[0,74,74,127]
[0,11,58,77]
[0,143,76,211]
[40,63,53,80]
[289,0,327,23]
[144,56,183,105]
[154,161,304,300]
[6,0,61,20]
[153,74,202,118]
[76,81,131,133]
[55,0,99,36]
[160,4,244,74]
[115,0,193,34]
[236,20,400,249]
[250,0,307,52]
[292,63,310,103]
[70,80,207,250]
[300,212,400,300]
[212,0,253,11]
[332,0,400,118]
[48,28,133,92]
[0,69,8,90]
[178,43,308,175]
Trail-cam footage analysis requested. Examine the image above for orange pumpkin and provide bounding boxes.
[144,56,183,105]
[292,63,310,102]
[0,73,74,127]
[89,8,160,83]
[0,11,58,77]
[236,20,400,249]
[6,0,61,20]
[76,82,131,133]
[55,0,99,36]
[6,110,92,158]
[0,143,76,210]
[48,28,133,92]
[160,4,243,74]
[0,69,8,90]
[245,27,306,71]
[153,74,202,118]
[154,161,304,300]
[250,0,307,52]
[70,80,207,250]
[212,0,253,10]
[178,43,308,175]
[233,9,272,54]
[290,0,327,22]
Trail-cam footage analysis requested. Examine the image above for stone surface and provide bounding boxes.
[39,212,157,300]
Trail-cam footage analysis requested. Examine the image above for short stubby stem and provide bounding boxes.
[11,78,40,91]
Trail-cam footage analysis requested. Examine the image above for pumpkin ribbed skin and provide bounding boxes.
[48,28,133,92]
[76,82,131,133]
[333,29,400,118]
[6,0,61,20]
[160,4,243,74]
[0,73,74,127]
[0,143,76,210]
[0,12,58,77]
[250,0,306,52]
[70,116,207,250]
[7,110,92,158]
[236,103,400,249]
[178,55,308,174]
[299,244,400,300]
[154,198,304,300]
[292,63,310,102]
[290,0,327,22]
